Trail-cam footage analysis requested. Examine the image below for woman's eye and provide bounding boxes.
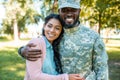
[56,27,60,30]
[48,25,52,28]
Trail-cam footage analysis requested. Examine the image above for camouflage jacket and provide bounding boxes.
[59,24,109,80]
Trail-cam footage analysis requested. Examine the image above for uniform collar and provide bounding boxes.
[64,23,80,34]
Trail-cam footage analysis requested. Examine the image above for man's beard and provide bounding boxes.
[60,16,79,29]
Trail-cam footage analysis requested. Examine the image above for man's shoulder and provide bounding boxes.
[79,24,99,37]
[80,24,93,31]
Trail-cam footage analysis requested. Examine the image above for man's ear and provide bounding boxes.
[79,9,81,13]
[58,9,60,13]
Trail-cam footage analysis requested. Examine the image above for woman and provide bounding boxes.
[24,14,82,80]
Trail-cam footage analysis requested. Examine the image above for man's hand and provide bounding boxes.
[21,43,42,61]
[69,74,85,80]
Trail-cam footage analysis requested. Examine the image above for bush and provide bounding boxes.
[0,35,12,41]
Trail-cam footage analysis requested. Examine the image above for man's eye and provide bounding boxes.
[71,9,77,12]
[62,9,67,12]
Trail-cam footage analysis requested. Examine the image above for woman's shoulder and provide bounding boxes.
[29,36,44,43]
[28,36,46,49]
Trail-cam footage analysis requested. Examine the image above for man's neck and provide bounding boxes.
[75,21,80,27]
[64,21,80,33]
[65,21,80,29]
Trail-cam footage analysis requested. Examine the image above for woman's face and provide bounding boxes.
[44,18,62,44]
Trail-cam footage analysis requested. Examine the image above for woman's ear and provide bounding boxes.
[42,23,45,35]
[43,23,45,28]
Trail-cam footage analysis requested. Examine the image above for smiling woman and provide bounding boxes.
[24,14,68,80]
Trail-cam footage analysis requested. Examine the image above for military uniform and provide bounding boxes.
[59,24,108,80]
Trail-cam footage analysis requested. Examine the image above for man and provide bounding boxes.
[18,0,109,80]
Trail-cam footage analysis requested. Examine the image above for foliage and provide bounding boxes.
[83,0,120,33]
[0,36,12,41]
[2,0,41,37]
[41,0,58,18]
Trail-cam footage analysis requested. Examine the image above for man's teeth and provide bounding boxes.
[66,18,73,21]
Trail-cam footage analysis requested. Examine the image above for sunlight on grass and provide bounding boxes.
[17,71,25,77]
[7,67,17,71]
[106,46,120,60]
[106,47,120,51]
[1,63,25,71]
[16,63,26,68]
[0,46,18,51]
[0,43,26,80]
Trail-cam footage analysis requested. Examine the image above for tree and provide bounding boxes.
[40,0,57,18]
[2,0,41,41]
[84,0,120,34]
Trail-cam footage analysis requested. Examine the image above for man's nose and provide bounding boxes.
[66,13,72,18]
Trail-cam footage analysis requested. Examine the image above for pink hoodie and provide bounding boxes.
[24,36,68,80]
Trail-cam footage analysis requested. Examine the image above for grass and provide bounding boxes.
[107,47,120,60]
[105,39,120,80]
[0,40,26,80]
[106,39,120,61]
[0,39,120,80]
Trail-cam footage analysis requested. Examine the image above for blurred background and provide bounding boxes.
[0,0,120,80]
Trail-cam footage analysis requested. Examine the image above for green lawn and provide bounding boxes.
[0,46,25,80]
[0,40,27,80]
[106,40,120,80]
[0,39,120,80]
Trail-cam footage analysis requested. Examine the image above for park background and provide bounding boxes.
[0,0,120,80]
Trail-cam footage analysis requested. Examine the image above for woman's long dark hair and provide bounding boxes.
[42,14,64,74]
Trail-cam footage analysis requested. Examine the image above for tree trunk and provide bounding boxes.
[52,0,58,13]
[98,13,101,34]
[105,28,111,43]
[13,19,19,41]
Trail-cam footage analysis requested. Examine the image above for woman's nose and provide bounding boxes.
[50,28,55,32]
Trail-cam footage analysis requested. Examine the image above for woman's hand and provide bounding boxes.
[69,74,85,80]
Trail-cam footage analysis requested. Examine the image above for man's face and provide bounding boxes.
[59,7,80,28]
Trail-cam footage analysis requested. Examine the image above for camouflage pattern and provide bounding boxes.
[58,0,80,9]
[59,24,109,80]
